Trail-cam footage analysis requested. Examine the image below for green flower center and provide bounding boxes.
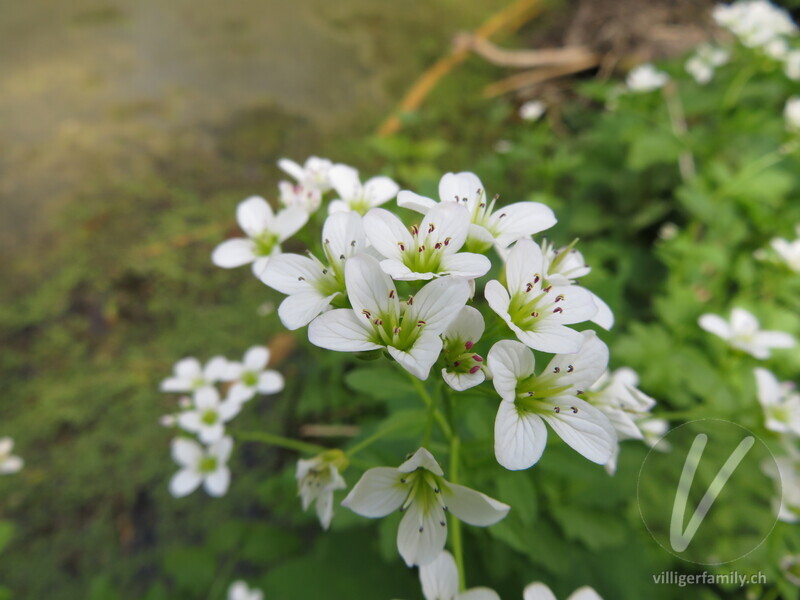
[242,371,258,387]
[508,278,562,329]
[398,223,448,274]
[253,231,279,257]
[359,295,428,352]
[514,371,574,412]
[399,469,449,523]
[443,338,483,374]
[199,456,217,473]
[201,410,218,425]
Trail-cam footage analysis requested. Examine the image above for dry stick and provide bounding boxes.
[463,35,596,69]
[482,54,601,97]
[375,0,546,137]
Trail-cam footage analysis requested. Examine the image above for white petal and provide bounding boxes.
[211,436,234,463]
[203,356,230,382]
[273,208,309,241]
[408,276,471,334]
[364,176,400,207]
[442,483,510,526]
[193,386,221,409]
[523,583,558,600]
[251,255,274,279]
[755,331,796,349]
[277,158,306,181]
[279,290,338,330]
[315,489,336,530]
[212,238,256,268]
[467,224,495,249]
[459,588,501,600]
[399,448,444,475]
[484,280,511,322]
[439,172,484,211]
[0,438,12,456]
[443,368,485,391]
[236,196,274,237]
[487,340,535,402]
[259,253,322,294]
[177,411,203,434]
[730,307,759,336]
[160,377,191,393]
[589,291,614,330]
[363,208,412,262]
[379,259,420,280]
[397,190,437,213]
[388,333,443,380]
[545,331,609,393]
[323,212,366,261]
[198,422,225,444]
[698,314,732,340]
[397,496,448,567]
[567,587,604,600]
[505,239,546,293]
[172,438,202,467]
[227,382,257,403]
[420,202,470,252]
[345,254,400,319]
[544,285,598,325]
[204,467,231,496]
[490,202,557,248]
[243,346,269,371]
[170,468,202,497]
[540,397,617,464]
[494,401,547,470]
[440,252,492,279]
[341,467,407,517]
[513,323,586,354]
[0,456,23,474]
[444,305,485,343]
[257,370,285,394]
[328,199,350,214]
[329,164,361,200]
[755,368,781,408]
[420,551,459,600]
[218,400,242,422]
[308,309,381,352]
[175,358,202,379]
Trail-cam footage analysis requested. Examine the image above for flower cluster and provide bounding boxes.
[685,44,730,84]
[160,347,285,497]
[626,64,669,93]
[0,437,23,475]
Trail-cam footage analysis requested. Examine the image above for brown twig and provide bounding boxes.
[482,54,601,97]
[460,34,597,69]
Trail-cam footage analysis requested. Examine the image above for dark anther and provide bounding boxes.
[554,406,561,413]
[553,367,560,373]
[553,307,563,314]
[570,406,578,414]
[567,365,574,373]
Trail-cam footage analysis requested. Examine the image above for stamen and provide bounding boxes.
[465,341,474,350]
[525,283,533,292]
[322,269,328,275]
[434,242,442,249]
[411,225,419,236]
[298,276,305,281]
[374,318,383,326]
[324,238,330,244]
[533,274,540,284]
[570,406,578,413]
[498,213,507,219]
[531,311,540,318]
[472,355,483,362]
[543,285,552,293]
[553,367,560,373]
[555,294,565,302]
[339,254,345,260]
[393,326,401,334]
[554,406,561,413]
[361,310,371,319]
[389,289,395,299]
[417,320,426,327]
[350,240,356,247]
[453,361,461,367]
[444,237,452,246]
[567,365,574,373]
[469,365,481,374]
[428,223,435,234]
[398,242,405,251]
[553,307,563,314]
[418,245,425,253]
[408,296,414,305]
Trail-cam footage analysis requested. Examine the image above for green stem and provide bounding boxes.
[409,374,453,440]
[449,434,466,592]
[236,430,327,454]
[722,63,754,109]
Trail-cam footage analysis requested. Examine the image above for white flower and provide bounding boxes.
[754,368,800,436]
[160,356,230,393]
[225,346,285,403]
[584,368,657,442]
[638,417,669,447]
[363,203,491,281]
[211,195,308,278]
[308,254,471,379]
[177,387,241,444]
[785,96,800,131]
[278,180,322,213]
[519,100,546,121]
[626,64,669,92]
[524,582,603,600]
[341,448,509,567]
[296,450,348,530]
[261,212,367,329]
[441,306,486,391]
[785,51,800,80]
[327,164,399,215]
[763,450,800,522]
[685,45,729,84]
[228,580,264,600]
[713,0,796,49]
[397,172,556,252]
[698,307,796,359]
[0,438,23,475]
[771,226,800,270]
[485,240,599,354]
[169,436,233,497]
[278,155,333,192]
[487,332,617,470]
[540,240,614,330]
[765,37,790,60]
[419,550,499,600]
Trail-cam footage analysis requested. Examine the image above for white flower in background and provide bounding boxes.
[754,368,800,436]
[685,45,729,84]
[308,254,470,379]
[397,172,556,253]
[225,346,285,403]
[541,240,614,330]
[211,196,308,278]
[441,306,486,391]
[485,239,599,354]
[785,51,800,80]
[228,580,264,600]
[327,164,399,215]
[524,582,603,600]
[0,438,23,475]
[771,226,800,271]
[698,307,796,359]
[341,448,509,567]
[713,0,796,49]
[763,450,800,522]
[363,203,491,281]
[261,212,367,329]
[177,387,241,444]
[487,332,617,470]
[519,100,546,121]
[781,554,800,586]
[638,417,669,447]
[765,37,790,60]
[169,436,233,498]
[418,550,499,600]
[296,450,348,530]
[278,155,333,192]
[160,356,230,393]
[278,180,322,213]
[159,414,177,428]
[584,368,657,442]
[785,97,800,131]
[626,64,669,92]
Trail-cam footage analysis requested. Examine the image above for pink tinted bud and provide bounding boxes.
[464,341,474,350]
[453,361,461,368]
[469,365,481,374]
[472,354,483,362]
